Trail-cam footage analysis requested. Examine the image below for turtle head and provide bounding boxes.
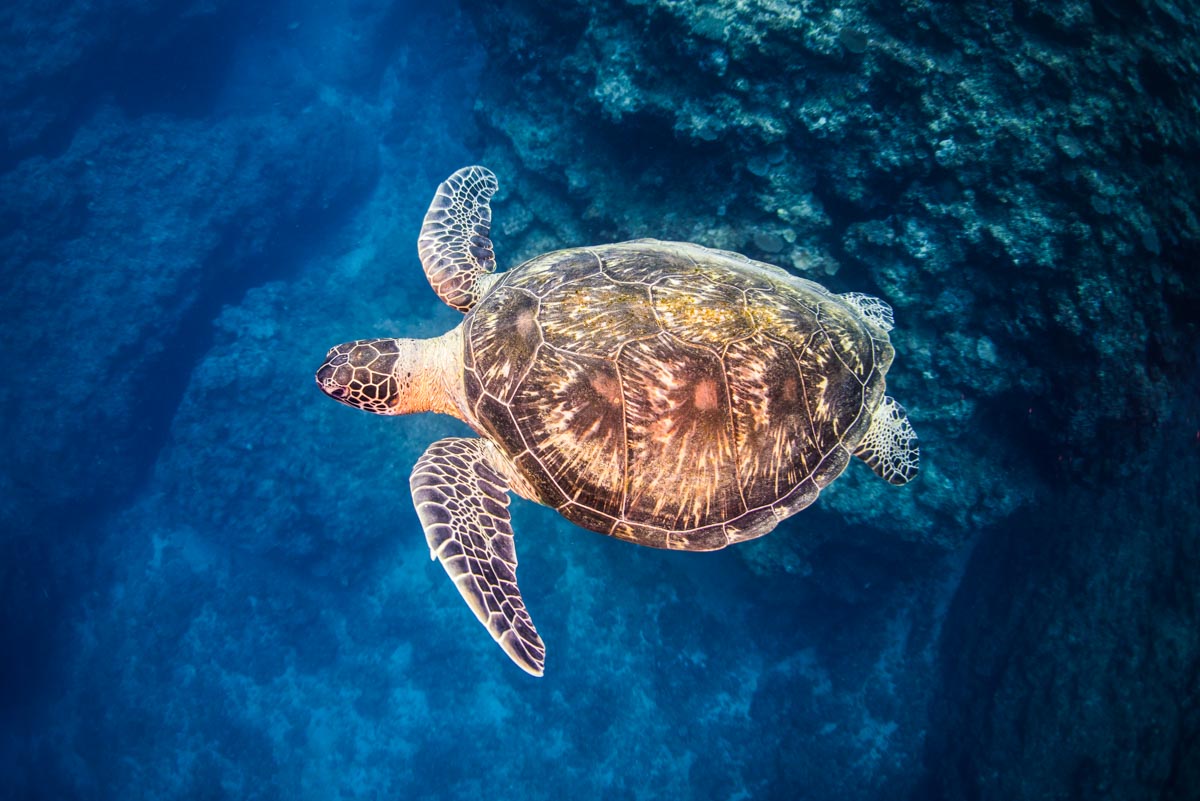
[316,331,466,420]
[315,338,404,415]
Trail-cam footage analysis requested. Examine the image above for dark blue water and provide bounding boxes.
[2,1,1197,799]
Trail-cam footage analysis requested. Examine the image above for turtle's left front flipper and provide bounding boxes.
[410,437,546,676]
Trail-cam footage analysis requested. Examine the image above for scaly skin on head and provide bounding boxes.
[315,328,467,421]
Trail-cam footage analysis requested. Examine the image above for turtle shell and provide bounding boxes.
[461,240,893,551]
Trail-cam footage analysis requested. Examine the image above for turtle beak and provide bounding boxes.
[315,373,347,400]
[315,349,348,401]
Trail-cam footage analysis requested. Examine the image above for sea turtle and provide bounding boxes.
[316,166,918,676]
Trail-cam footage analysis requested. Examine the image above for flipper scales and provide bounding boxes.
[417,166,499,312]
[410,437,546,676]
[854,396,919,485]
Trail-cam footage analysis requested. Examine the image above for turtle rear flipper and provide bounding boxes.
[418,166,499,312]
[854,396,919,485]
[840,292,895,332]
[410,437,546,676]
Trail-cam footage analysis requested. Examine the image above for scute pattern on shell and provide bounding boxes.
[462,240,892,550]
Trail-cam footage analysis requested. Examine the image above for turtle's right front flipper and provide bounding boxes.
[410,437,545,676]
[417,166,499,312]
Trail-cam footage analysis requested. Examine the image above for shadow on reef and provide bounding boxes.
[0,0,255,173]
[919,389,1200,801]
[0,0,384,747]
[0,118,378,744]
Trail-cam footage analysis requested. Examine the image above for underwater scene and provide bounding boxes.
[2,0,1198,799]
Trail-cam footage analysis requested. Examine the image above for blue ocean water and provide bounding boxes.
[1,1,1197,799]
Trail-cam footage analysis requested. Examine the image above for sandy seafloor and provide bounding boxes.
[1,1,1198,799]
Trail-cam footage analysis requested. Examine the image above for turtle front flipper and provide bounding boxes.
[410,436,545,676]
[854,396,920,485]
[418,166,500,312]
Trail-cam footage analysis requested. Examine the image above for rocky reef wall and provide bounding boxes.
[464,0,1198,531]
